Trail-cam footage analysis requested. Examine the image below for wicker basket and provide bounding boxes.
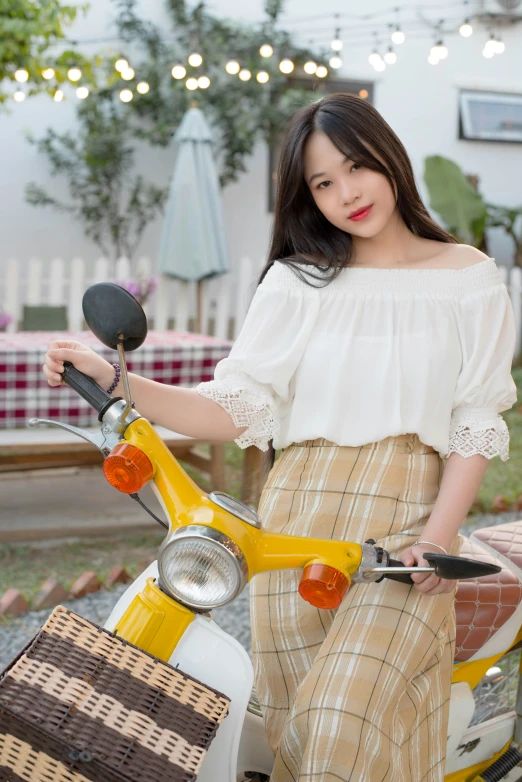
[0,605,230,782]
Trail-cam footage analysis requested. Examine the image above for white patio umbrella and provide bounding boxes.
[157,103,230,333]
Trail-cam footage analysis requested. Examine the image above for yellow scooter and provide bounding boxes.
[27,283,522,782]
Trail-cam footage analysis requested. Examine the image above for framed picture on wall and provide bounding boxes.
[268,78,374,212]
[459,89,522,143]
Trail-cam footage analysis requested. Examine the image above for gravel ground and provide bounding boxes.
[1,510,520,673]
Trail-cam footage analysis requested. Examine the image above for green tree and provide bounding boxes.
[0,0,97,104]
[25,88,168,260]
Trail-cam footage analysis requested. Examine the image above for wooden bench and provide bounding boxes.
[0,426,264,505]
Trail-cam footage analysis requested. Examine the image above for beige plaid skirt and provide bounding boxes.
[250,434,460,782]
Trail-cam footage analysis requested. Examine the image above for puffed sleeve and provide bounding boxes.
[195,262,321,450]
[447,283,518,461]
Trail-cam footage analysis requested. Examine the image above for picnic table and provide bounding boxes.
[0,331,267,531]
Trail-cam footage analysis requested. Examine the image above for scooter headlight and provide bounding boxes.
[157,525,248,611]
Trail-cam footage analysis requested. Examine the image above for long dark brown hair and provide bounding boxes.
[253,92,458,481]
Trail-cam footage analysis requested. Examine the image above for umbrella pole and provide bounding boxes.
[196,279,203,334]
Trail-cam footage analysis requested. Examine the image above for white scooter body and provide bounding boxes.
[103,561,273,781]
[104,563,519,781]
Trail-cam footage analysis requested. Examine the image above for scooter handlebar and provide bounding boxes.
[62,361,119,421]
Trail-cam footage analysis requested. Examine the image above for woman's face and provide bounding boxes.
[303,131,397,238]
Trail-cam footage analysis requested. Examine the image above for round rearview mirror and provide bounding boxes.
[82,282,148,351]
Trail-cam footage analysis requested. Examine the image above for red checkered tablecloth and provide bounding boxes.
[0,330,233,429]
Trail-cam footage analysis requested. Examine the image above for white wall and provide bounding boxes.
[1,0,521,271]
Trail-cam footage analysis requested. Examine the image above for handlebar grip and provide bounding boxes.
[61,361,118,420]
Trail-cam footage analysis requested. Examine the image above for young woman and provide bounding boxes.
[43,93,517,781]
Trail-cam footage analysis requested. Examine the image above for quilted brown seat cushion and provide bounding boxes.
[473,520,522,571]
[454,535,522,662]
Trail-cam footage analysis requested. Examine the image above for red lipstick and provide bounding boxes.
[348,205,373,221]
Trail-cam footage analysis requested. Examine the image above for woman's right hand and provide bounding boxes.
[43,341,115,390]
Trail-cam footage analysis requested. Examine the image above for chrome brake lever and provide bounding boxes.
[28,417,119,456]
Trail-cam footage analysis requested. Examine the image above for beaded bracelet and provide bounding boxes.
[106,363,121,395]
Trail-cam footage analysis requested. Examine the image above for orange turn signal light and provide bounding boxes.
[103,443,154,494]
[298,563,349,610]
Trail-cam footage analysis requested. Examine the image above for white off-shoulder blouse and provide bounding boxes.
[196,258,518,461]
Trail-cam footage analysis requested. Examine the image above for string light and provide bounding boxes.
[483,33,496,57]
[42,68,55,80]
[374,59,386,72]
[119,89,133,102]
[13,90,25,102]
[68,67,82,82]
[115,58,128,72]
[76,86,89,99]
[331,30,343,51]
[188,52,203,67]
[329,55,342,69]
[495,38,505,54]
[359,89,368,99]
[315,65,328,78]
[239,69,251,81]
[136,81,150,93]
[279,58,294,74]
[120,67,135,81]
[428,52,440,65]
[368,49,381,66]
[171,65,186,79]
[14,69,29,83]
[225,59,240,75]
[256,70,270,83]
[384,47,397,64]
[459,19,473,37]
[431,40,448,60]
[259,44,273,57]
[304,60,317,74]
[391,26,405,44]
[197,75,210,88]
[186,77,198,90]
[53,89,64,102]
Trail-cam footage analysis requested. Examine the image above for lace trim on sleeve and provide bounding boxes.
[447,407,510,461]
[196,373,279,451]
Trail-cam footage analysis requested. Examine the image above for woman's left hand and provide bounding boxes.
[399,544,457,596]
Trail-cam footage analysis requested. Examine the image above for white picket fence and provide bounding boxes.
[0,256,267,341]
[2,258,522,360]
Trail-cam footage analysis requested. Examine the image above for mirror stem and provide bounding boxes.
[117,338,133,420]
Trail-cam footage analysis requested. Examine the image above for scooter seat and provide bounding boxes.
[473,520,522,571]
[454,529,522,663]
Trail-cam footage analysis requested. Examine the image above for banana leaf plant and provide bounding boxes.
[424,155,522,267]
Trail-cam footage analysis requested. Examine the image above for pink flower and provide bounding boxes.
[0,313,12,329]
[115,276,158,305]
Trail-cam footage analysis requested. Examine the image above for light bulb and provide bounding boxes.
[391,28,405,44]
[431,42,447,59]
[368,51,381,66]
[137,81,150,94]
[485,36,496,52]
[76,86,89,99]
[329,56,342,69]
[42,68,55,80]
[53,89,64,102]
[198,75,210,88]
[384,48,397,64]
[171,65,186,79]
[482,47,495,58]
[225,60,240,75]
[459,21,473,37]
[14,68,29,83]
[374,59,386,72]
[304,60,317,75]
[119,89,133,102]
[259,44,273,58]
[359,89,368,99]
[115,58,128,73]
[239,69,251,81]
[495,39,505,53]
[256,70,270,83]
[279,58,294,74]
[331,38,343,51]
[186,77,198,90]
[315,65,328,78]
[428,53,439,65]
[13,90,25,102]
[188,52,203,67]
[67,67,82,82]
[121,67,135,81]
